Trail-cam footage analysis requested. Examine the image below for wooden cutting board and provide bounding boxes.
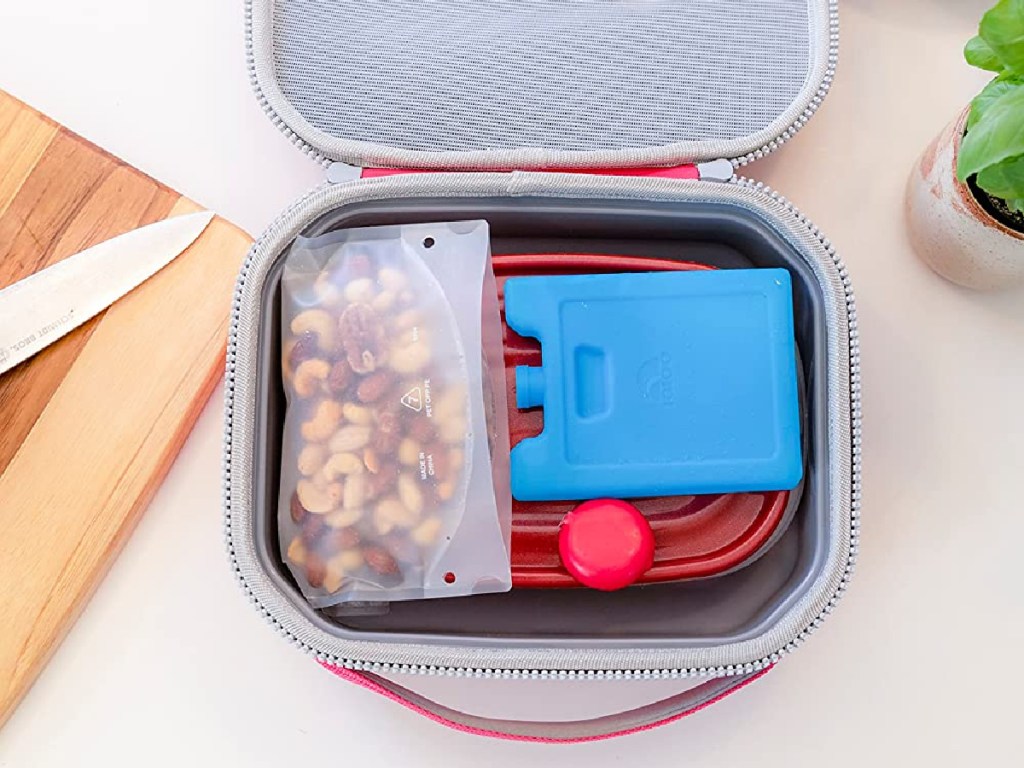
[0,91,252,726]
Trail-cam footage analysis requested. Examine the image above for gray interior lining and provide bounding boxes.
[253,199,819,645]
[251,0,833,168]
[225,172,853,672]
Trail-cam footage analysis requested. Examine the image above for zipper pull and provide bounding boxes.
[326,162,363,184]
[696,159,735,182]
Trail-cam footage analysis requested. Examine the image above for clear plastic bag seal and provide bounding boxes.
[278,220,511,609]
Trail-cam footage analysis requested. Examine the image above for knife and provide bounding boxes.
[0,211,214,376]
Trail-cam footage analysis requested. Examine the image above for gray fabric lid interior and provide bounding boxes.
[250,0,834,170]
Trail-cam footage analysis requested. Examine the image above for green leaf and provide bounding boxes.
[976,154,1024,201]
[1007,198,1024,212]
[957,87,1024,180]
[966,35,1005,71]
[979,0,1024,74]
[968,73,1024,129]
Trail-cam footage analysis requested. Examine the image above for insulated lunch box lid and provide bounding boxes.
[247,0,837,170]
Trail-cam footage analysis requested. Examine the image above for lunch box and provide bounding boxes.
[224,0,859,742]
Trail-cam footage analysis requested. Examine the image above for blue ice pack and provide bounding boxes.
[506,269,803,502]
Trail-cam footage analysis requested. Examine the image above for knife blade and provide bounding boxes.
[0,211,214,376]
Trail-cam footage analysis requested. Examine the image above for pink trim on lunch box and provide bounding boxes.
[321,662,773,743]
[360,165,701,181]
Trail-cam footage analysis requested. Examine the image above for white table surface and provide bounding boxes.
[2,1,1022,765]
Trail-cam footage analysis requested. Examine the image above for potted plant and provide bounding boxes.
[906,0,1024,289]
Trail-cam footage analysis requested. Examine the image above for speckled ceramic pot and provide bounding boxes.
[906,108,1024,290]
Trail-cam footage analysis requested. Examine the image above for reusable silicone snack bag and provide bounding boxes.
[277,220,512,608]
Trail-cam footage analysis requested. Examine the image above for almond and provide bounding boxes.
[322,526,361,551]
[363,545,400,576]
[357,371,393,403]
[305,555,327,589]
[326,360,354,396]
[290,492,309,524]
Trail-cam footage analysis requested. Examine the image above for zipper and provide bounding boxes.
[222,175,861,680]
[244,0,840,178]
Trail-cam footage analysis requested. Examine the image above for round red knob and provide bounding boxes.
[558,499,655,591]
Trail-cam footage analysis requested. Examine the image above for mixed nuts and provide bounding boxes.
[280,255,469,601]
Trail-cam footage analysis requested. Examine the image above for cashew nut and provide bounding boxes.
[301,399,344,442]
[287,537,308,565]
[397,473,425,516]
[296,477,343,514]
[343,472,368,511]
[389,341,432,374]
[434,386,467,421]
[363,448,381,474]
[411,517,442,546]
[290,309,338,354]
[341,402,374,425]
[313,272,343,308]
[297,444,328,476]
[437,480,456,502]
[323,452,364,481]
[329,424,372,453]
[391,309,422,332]
[325,507,362,528]
[343,277,376,304]
[398,438,421,466]
[438,417,467,445]
[292,358,330,398]
[373,496,418,535]
[371,290,397,313]
[378,267,409,292]
[323,549,365,592]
